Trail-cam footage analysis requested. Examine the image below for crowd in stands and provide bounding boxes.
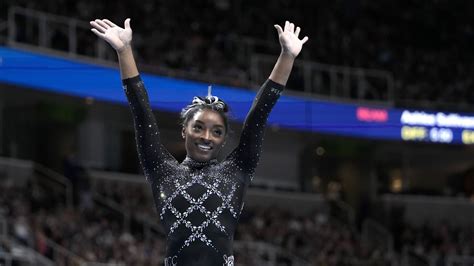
[3,0,474,109]
[0,180,167,265]
[92,179,391,265]
[0,174,391,265]
[399,221,474,265]
[2,171,474,265]
[238,208,388,265]
[88,178,474,265]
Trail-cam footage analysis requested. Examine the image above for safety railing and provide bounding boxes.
[0,157,73,208]
[5,6,250,86]
[2,213,126,266]
[141,217,165,241]
[92,192,132,232]
[5,6,396,104]
[251,54,395,103]
[0,239,55,266]
[381,194,474,225]
[1,211,81,265]
[34,163,74,208]
[7,6,99,58]
[0,157,33,185]
[43,238,84,266]
[0,157,128,265]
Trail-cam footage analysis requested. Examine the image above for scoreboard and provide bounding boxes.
[267,100,474,145]
[400,111,474,144]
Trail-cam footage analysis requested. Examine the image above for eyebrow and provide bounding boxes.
[194,120,225,129]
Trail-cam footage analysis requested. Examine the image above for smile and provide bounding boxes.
[197,144,212,151]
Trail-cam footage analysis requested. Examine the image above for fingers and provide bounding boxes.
[90,20,107,33]
[95,19,110,30]
[282,21,299,34]
[278,21,308,42]
[301,36,309,44]
[103,19,117,28]
[295,26,301,37]
[90,28,105,37]
[124,18,131,30]
[274,24,283,35]
[91,18,129,31]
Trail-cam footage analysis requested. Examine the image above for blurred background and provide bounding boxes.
[1,0,474,265]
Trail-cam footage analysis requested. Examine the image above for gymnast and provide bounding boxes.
[90,17,308,265]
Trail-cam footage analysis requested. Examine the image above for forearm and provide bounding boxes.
[268,52,295,86]
[235,79,283,175]
[117,46,139,79]
[122,76,168,177]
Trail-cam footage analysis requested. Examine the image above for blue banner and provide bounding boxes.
[1,47,473,144]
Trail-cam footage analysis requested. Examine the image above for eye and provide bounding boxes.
[193,124,203,132]
[213,129,223,137]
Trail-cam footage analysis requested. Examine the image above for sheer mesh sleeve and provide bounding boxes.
[230,79,284,180]
[123,75,177,182]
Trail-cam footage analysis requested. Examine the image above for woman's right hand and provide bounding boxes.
[90,18,132,52]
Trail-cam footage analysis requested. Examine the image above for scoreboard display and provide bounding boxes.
[268,100,474,145]
[400,111,474,144]
[1,46,473,145]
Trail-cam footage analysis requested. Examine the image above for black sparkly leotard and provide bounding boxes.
[123,76,283,266]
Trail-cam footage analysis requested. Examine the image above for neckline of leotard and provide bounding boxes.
[181,156,218,169]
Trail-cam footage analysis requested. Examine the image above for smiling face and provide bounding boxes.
[182,108,227,162]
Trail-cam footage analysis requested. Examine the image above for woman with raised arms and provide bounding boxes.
[90,17,308,265]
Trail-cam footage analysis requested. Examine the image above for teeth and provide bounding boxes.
[198,144,211,151]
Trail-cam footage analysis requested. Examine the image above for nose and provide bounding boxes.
[201,130,212,142]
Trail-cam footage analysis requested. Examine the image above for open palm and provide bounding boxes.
[90,18,132,51]
[274,21,309,58]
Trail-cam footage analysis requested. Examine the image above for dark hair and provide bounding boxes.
[180,96,230,134]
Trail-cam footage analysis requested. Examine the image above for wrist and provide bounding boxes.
[280,50,297,60]
[116,44,133,56]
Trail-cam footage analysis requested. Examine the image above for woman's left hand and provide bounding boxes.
[274,21,309,58]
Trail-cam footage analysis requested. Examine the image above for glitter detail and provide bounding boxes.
[223,255,235,266]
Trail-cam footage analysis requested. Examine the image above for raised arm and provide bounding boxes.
[90,18,176,182]
[232,21,308,178]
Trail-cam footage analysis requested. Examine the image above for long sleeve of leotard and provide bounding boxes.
[122,75,176,182]
[232,79,284,178]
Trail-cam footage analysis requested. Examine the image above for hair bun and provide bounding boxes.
[190,96,228,113]
[180,95,230,132]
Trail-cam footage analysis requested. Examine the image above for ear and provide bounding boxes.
[181,127,186,139]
